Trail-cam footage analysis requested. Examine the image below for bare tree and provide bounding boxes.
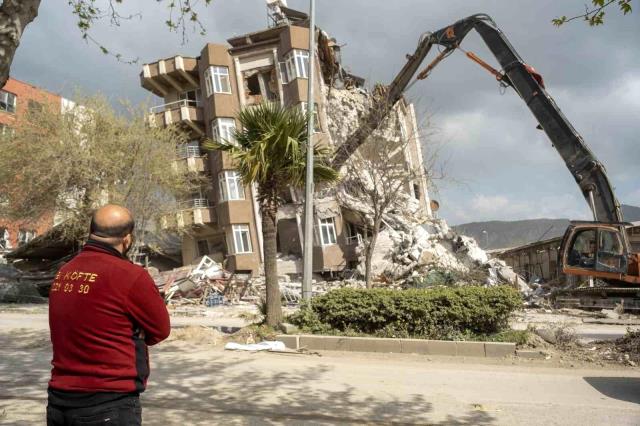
[338,108,430,287]
[0,93,199,245]
[0,0,213,88]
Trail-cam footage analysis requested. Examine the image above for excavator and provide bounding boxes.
[353,14,640,310]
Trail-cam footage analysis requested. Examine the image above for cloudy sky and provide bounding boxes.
[12,0,639,225]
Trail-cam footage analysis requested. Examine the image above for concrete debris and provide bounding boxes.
[0,262,57,304]
[151,255,250,306]
[334,184,527,291]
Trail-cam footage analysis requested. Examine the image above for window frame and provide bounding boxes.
[0,90,17,114]
[211,117,237,146]
[0,123,14,138]
[205,66,232,96]
[232,224,252,254]
[0,228,10,249]
[285,49,309,80]
[318,217,338,246]
[197,239,210,257]
[178,89,201,106]
[218,170,245,202]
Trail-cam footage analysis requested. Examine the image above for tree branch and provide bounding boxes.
[552,0,632,26]
[0,0,41,88]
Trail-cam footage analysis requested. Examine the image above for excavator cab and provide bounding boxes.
[560,222,634,282]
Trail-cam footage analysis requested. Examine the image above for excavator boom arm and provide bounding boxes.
[386,14,623,223]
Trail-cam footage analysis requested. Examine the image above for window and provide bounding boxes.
[218,170,245,201]
[413,183,421,200]
[232,224,252,254]
[345,222,363,246]
[18,229,36,246]
[319,217,337,246]
[179,89,201,106]
[176,140,201,158]
[299,102,321,132]
[211,118,237,145]
[243,69,278,104]
[197,240,210,257]
[285,49,309,80]
[567,229,596,268]
[0,228,10,250]
[0,123,14,138]
[204,66,231,96]
[0,90,16,113]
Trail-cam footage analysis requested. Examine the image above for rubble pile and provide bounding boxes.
[151,256,252,306]
[0,261,58,304]
[321,86,528,291]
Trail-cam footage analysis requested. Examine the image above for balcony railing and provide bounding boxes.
[150,99,201,114]
[178,198,211,210]
[176,145,202,158]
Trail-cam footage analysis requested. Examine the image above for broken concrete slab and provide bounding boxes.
[535,328,558,344]
[279,322,300,335]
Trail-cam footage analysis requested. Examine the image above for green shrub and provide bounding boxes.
[289,286,522,340]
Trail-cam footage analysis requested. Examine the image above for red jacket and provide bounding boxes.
[48,241,170,393]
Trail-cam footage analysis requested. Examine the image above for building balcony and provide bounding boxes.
[141,56,199,97]
[172,146,208,174]
[160,198,216,230]
[148,99,205,137]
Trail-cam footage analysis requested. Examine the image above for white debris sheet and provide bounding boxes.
[224,341,287,352]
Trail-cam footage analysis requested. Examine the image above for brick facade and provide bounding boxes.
[0,78,61,252]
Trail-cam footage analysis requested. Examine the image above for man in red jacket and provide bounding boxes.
[47,205,170,425]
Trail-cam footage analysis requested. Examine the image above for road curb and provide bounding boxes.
[277,334,516,358]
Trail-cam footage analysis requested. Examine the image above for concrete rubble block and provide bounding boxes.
[516,350,548,359]
[484,342,516,358]
[279,322,300,335]
[298,335,349,351]
[347,337,402,353]
[455,341,486,357]
[535,328,557,344]
[276,334,299,350]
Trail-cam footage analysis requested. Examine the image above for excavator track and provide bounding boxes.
[555,286,640,312]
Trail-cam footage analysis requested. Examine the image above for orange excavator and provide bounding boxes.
[358,14,640,309]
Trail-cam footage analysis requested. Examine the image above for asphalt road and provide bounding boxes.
[0,312,639,425]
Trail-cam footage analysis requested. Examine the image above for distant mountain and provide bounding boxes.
[622,204,640,222]
[453,204,640,250]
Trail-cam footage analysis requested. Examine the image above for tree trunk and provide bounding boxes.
[364,217,381,288]
[262,205,283,326]
[0,0,41,89]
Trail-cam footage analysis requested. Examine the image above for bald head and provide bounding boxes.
[90,204,134,242]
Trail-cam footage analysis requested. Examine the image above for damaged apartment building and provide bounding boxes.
[140,1,431,276]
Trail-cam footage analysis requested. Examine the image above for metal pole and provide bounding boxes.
[302,0,316,301]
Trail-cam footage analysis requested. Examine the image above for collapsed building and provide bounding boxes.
[140,2,433,276]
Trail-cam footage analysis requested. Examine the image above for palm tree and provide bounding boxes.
[205,102,338,326]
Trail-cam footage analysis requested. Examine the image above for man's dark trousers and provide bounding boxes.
[46,395,141,426]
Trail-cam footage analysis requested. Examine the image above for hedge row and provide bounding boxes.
[289,286,522,340]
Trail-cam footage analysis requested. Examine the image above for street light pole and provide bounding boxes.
[302,0,316,301]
